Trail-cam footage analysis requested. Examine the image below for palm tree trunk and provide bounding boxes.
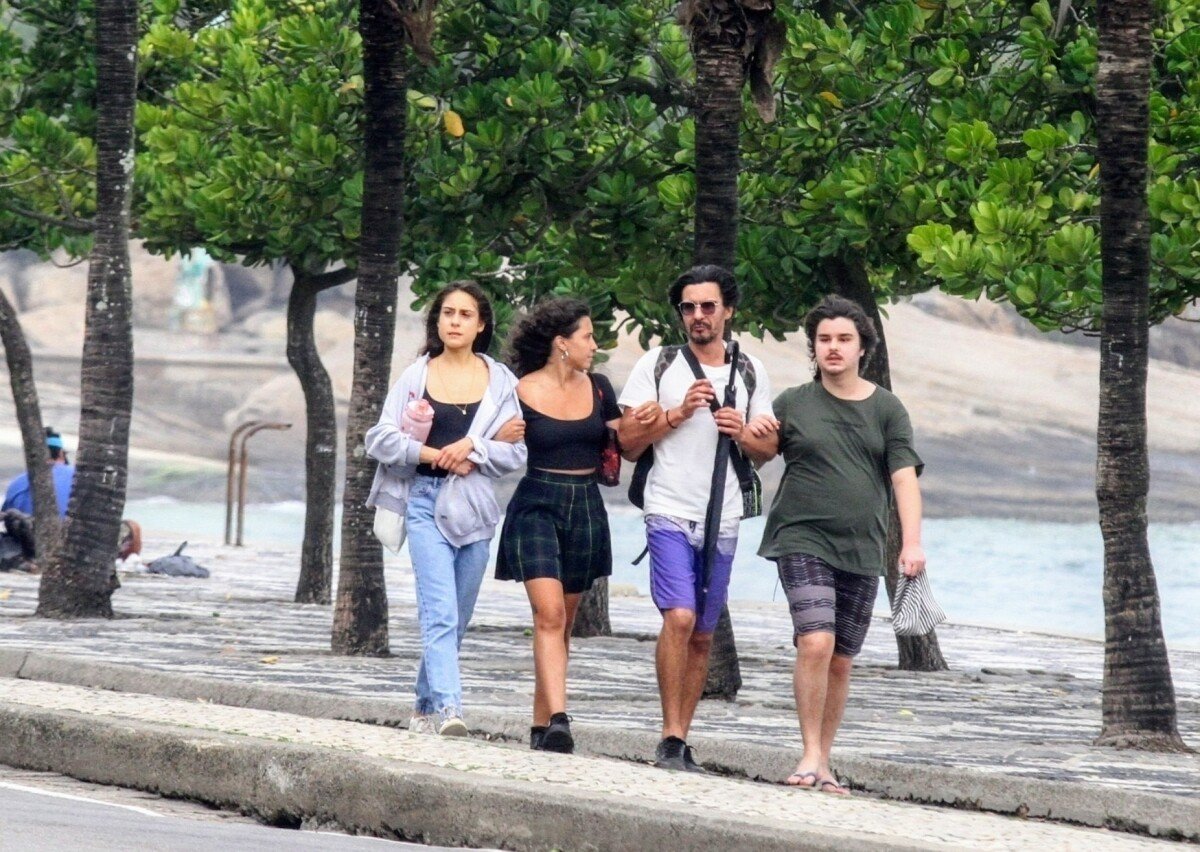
[824,257,948,672]
[572,577,612,638]
[37,0,137,618]
[692,31,742,274]
[331,0,407,655]
[1093,0,1187,752]
[0,287,61,560]
[287,268,343,606]
[690,25,747,701]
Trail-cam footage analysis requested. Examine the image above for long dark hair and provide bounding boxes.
[506,297,590,378]
[803,294,878,377]
[420,281,494,357]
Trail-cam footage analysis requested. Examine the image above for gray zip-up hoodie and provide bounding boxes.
[365,353,526,547]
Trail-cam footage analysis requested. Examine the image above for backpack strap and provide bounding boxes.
[653,345,680,393]
[673,343,758,504]
[735,350,756,410]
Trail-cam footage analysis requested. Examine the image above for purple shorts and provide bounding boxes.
[645,514,737,634]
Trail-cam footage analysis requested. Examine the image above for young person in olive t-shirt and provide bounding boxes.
[744,294,926,796]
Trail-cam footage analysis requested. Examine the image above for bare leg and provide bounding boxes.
[677,631,714,740]
[791,631,835,780]
[561,597,580,657]
[526,578,568,726]
[656,607,697,739]
[819,654,854,773]
[561,591,582,692]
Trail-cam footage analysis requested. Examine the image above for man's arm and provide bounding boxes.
[617,402,667,460]
[737,356,778,466]
[891,466,926,577]
[618,378,717,460]
[736,416,780,465]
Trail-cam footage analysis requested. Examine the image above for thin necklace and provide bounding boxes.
[435,357,476,415]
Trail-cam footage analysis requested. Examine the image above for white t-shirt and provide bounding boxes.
[618,345,773,526]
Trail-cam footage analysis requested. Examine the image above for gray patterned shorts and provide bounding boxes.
[776,553,879,658]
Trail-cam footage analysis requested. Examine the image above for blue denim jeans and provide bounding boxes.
[405,475,491,720]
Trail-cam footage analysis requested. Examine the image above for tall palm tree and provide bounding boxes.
[332,0,438,654]
[36,0,137,617]
[0,289,61,561]
[1092,0,1187,751]
[679,0,782,698]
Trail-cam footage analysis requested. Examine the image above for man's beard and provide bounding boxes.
[688,324,718,344]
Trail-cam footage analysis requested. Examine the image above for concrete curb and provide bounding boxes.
[0,701,921,852]
[1,647,1196,842]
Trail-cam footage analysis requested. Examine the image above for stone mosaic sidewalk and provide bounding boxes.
[0,536,1196,802]
[0,678,1175,851]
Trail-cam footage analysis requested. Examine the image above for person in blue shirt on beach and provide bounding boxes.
[3,428,75,517]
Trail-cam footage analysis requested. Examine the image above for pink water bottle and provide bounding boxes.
[401,397,434,443]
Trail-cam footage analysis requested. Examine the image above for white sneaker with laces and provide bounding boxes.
[408,714,436,735]
[438,715,468,737]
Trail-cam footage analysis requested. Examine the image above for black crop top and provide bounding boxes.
[415,391,480,478]
[523,373,621,470]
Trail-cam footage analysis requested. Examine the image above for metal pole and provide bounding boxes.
[225,421,261,544]
[235,422,291,547]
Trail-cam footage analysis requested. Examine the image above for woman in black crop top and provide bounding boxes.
[496,298,621,754]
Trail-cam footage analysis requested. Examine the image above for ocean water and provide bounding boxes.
[126,498,1200,651]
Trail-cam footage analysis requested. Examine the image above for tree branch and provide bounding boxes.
[0,202,94,234]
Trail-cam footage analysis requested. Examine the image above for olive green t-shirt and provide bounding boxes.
[757,381,924,577]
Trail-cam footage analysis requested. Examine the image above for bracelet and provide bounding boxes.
[665,408,678,429]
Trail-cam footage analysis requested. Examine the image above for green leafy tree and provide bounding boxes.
[0,1,99,558]
[892,0,1195,735]
[1,0,229,585]
[905,1,1200,328]
[138,0,364,605]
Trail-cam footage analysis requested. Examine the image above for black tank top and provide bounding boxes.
[523,374,620,470]
[415,391,481,478]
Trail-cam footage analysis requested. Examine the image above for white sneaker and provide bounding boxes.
[438,716,468,737]
[408,714,436,735]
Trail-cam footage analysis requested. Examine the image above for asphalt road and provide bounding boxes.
[0,767,462,851]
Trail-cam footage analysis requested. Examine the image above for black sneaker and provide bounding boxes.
[682,743,706,774]
[654,736,687,771]
[541,713,574,754]
[530,725,547,750]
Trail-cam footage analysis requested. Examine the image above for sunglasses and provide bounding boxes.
[677,300,722,317]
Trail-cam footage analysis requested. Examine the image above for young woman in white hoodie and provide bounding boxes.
[366,281,525,736]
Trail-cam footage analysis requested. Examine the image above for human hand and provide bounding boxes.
[713,406,745,438]
[743,415,780,439]
[678,379,716,419]
[450,460,477,477]
[434,437,475,470]
[494,417,525,443]
[899,544,926,578]
[629,400,662,425]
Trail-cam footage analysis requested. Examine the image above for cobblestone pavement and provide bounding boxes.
[0,678,1175,850]
[0,538,1196,799]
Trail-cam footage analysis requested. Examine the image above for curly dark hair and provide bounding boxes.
[506,297,590,378]
[803,295,878,378]
[420,281,494,357]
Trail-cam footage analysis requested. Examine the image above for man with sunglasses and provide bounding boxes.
[618,264,776,772]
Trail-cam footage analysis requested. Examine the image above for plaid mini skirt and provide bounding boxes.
[496,470,613,594]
